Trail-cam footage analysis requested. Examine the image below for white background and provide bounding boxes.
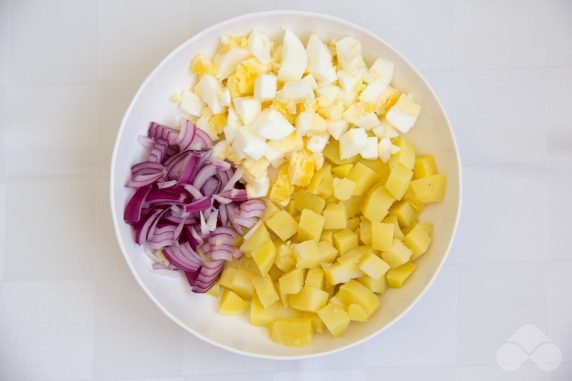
[0,0,571,380]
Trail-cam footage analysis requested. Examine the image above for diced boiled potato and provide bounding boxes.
[346,162,379,196]
[294,191,326,213]
[333,178,356,201]
[274,242,296,272]
[307,164,331,195]
[318,303,350,337]
[317,241,338,263]
[347,217,359,231]
[219,290,248,314]
[337,246,369,265]
[234,256,259,273]
[386,262,416,288]
[332,164,354,177]
[413,154,437,179]
[240,223,271,253]
[359,220,371,245]
[333,230,358,254]
[381,239,412,268]
[323,202,348,230]
[385,163,413,200]
[359,252,390,279]
[390,201,417,228]
[289,286,329,312]
[266,210,298,241]
[285,200,297,216]
[337,280,380,319]
[250,295,281,326]
[231,268,257,299]
[361,159,390,181]
[405,223,432,260]
[344,196,363,218]
[276,305,304,319]
[268,265,283,281]
[403,188,426,213]
[279,268,306,294]
[371,221,394,251]
[389,137,415,170]
[219,266,237,290]
[295,240,324,268]
[347,303,368,322]
[297,209,325,241]
[323,259,363,285]
[252,275,280,307]
[323,140,359,165]
[305,268,325,289]
[303,312,326,334]
[207,283,220,298]
[320,230,334,245]
[410,174,447,203]
[269,318,313,347]
[361,186,395,222]
[358,274,387,294]
[264,199,281,219]
[317,169,334,198]
[252,240,277,275]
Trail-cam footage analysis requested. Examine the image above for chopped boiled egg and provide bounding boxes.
[368,58,394,86]
[278,80,315,102]
[378,137,401,162]
[295,112,327,136]
[232,127,268,160]
[354,112,379,130]
[289,149,315,186]
[233,97,261,125]
[343,102,377,128]
[198,75,226,115]
[326,119,349,140]
[246,176,270,198]
[191,55,217,75]
[267,133,304,158]
[227,106,242,127]
[307,134,329,153]
[339,128,368,159]
[278,29,307,81]
[254,74,277,102]
[361,137,378,159]
[242,157,270,179]
[178,89,205,117]
[301,74,319,90]
[227,58,269,98]
[317,85,341,106]
[306,34,337,84]
[213,47,250,79]
[359,79,387,105]
[223,124,241,143]
[372,119,399,140]
[212,140,228,159]
[335,37,366,73]
[248,30,272,63]
[337,70,362,97]
[385,94,421,133]
[251,109,295,140]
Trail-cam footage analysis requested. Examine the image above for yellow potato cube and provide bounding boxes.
[276,305,304,319]
[218,266,237,290]
[389,137,416,170]
[285,200,297,216]
[346,162,380,196]
[413,154,437,179]
[361,159,390,181]
[361,186,395,222]
[251,240,277,275]
[320,230,334,245]
[294,240,321,268]
[317,169,334,198]
[305,268,325,289]
[371,221,394,251]
[323,140,359,165]
[337,280,380,319]
[383,215,404,240]
[318,303,350,337]
[347,303,368,322]
[274,242,296,272]
[240,223,271,254]
[390,201,417,228]
[332,164,354,178]
[266,210,298,241]
[294,191,326,214]
[307,164,331,195]
[385,163,413,200]
[359,252,390,279]
[264,199,281,219]
[250,295,280,326]
[386,262,416,288]
[333,178,356,201]
[403,188,426,213]
[323,260,363,285]
[337,246,369,265]
[359,220,371,245]
[410,174,447,203]
[333,230,358,254]
[317,241,338,263]
[207,283,220,298]
[219,290,248,314]
[358,274,388,294]
[269,318,313,347]
[269,165,295,205]
[347,217,359,231]
[289,287,329,312]
[303,312,326,334]
[268,265,283,281]
[252,276,279,308]
[344,196,363,218]
[405,223,432,260]
[297,209,325,242]
[289,149,315,186]
[231,268,257,299]
[381,239,413,268]
[279,268,306,294]
[323,202,348,230]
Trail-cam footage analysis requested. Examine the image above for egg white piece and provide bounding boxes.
[250,109,295,140]
[326,119,350,140]
[278,29,308,81]
[337,70,362,95]
[369,58,394,86]
[361,137,378,159]
[223,124,241,143]
[339,128,368,159]
[335,37,366,73]
[278,80,315,102]
[178,89,205,117]
[306,34,337,84]
[232,127,269,160]
[254,74,277,102]
[359,79,387,104]
[248,30,272,63]
[246,176,270,198]
[354,112,380,130]
[214,47,250,79]
[198,75,226,114]
[301,74,319,90]
[372,120,399,139]
[307,134,329,153]
[316,85,341,106]
[233,97,261,125]
[378,137,401,162]
[211,140,228,159]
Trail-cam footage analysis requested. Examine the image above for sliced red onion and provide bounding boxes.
[199,211,209,236]
[148,122,178,145]
[222,169,243,192]
[206,209,218,231]
[183,184,203,200]
[124,186,152,224]
[212,194,232,204]
[177,119,196,151]
[184,197,212,213]
[126,172,165,188]
[163,245,201,272]
[157,180,177,189]
[135,209,163,244]
[193,164,217,190]
[233,216,258,228]
[209,158,231,171]
[192,260,224,293]
[137,135,154,147]
[201,177,221,197]
[217,188,248,202]
[131,161,165,174]
[189,128,213,150]
[218,203,228,226]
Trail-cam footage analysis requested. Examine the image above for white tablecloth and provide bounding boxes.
[1,0,571,380]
